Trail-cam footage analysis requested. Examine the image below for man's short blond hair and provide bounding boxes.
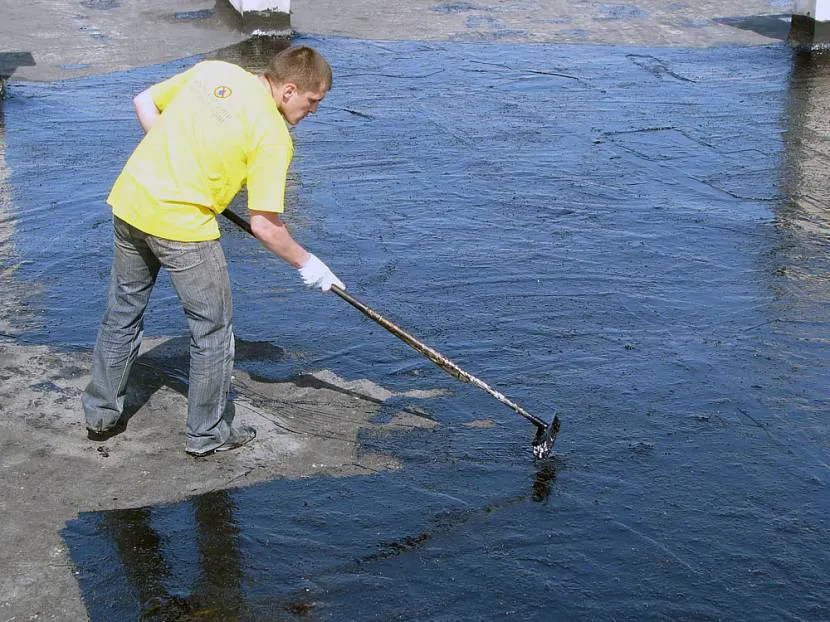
[265,46,332,93]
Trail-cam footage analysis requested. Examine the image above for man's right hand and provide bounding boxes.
[298,254,345,292]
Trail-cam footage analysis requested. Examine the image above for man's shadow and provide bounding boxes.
[119,335,291,423]
[119,336,190,424]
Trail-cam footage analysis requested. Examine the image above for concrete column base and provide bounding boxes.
[240,9,291,35]
[789,15,830,49]
[0,52,36,99]
[222,1,291,35]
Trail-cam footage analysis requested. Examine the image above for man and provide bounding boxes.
[82,45,343,457]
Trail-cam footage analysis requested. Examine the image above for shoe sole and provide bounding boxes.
[87,422,127,442]
[186,429,256,458]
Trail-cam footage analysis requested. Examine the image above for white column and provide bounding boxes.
[226,0,290,15]
[791,0,830,47]
[793,0,830,21]
[224,0,291,34]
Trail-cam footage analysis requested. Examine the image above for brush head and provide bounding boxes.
[532,414,560,460]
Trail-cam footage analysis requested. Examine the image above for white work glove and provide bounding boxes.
[298,253,345,292]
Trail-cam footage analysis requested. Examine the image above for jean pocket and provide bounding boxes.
[151,237,211,273]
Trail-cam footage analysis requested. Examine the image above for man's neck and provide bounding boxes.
[257,74,271,95]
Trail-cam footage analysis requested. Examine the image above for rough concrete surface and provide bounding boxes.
[290,0,793,47]
[1,1,793,82]
[0,336,439,620]
[0,0,799,619]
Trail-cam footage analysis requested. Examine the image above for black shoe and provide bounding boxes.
[87,419,127,442]
[186,425,256,458]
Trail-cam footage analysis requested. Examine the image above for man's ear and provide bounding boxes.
[281,82,297,101]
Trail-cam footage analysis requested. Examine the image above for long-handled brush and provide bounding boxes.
[221,208,560,459]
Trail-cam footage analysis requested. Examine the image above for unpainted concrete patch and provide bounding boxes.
[463,418,497,428]
[308,368,451,402]
[377,411,442,431]
[0,336,432,621]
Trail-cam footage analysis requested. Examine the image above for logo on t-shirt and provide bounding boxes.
[213,86,232,99]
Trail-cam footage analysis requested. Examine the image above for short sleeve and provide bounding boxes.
[246,123,294,214]
[149,65,197,112]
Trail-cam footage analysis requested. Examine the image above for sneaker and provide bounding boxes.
[87,419,127,442]
[187,425,256,458]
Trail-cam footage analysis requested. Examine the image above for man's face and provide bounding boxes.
[279,84,327,125]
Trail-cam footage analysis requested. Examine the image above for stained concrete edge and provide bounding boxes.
[0,0,807,85]
[0,334,439,620]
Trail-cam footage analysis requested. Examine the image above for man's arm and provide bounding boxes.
[249,210,344,291]
[133,88,161,133]
[249,210,309,267]
[133,66,195,132]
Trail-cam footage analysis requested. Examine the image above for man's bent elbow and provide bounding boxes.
[249,211,281,240]
[133,89,160,132]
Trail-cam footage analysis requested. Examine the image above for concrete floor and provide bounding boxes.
[1,1,793,83]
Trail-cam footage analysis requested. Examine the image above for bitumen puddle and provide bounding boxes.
[2,35,829,619]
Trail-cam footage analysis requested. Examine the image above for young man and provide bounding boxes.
[82,45,343,457]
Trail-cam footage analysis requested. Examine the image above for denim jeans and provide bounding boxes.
[82,216,235,454]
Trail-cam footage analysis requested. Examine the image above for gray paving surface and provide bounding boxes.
[291,0,794,47]
[1,0,795,82]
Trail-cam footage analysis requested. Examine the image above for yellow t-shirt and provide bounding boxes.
[108,60,293,241]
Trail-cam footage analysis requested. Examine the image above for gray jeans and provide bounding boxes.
[82,216,235,454]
